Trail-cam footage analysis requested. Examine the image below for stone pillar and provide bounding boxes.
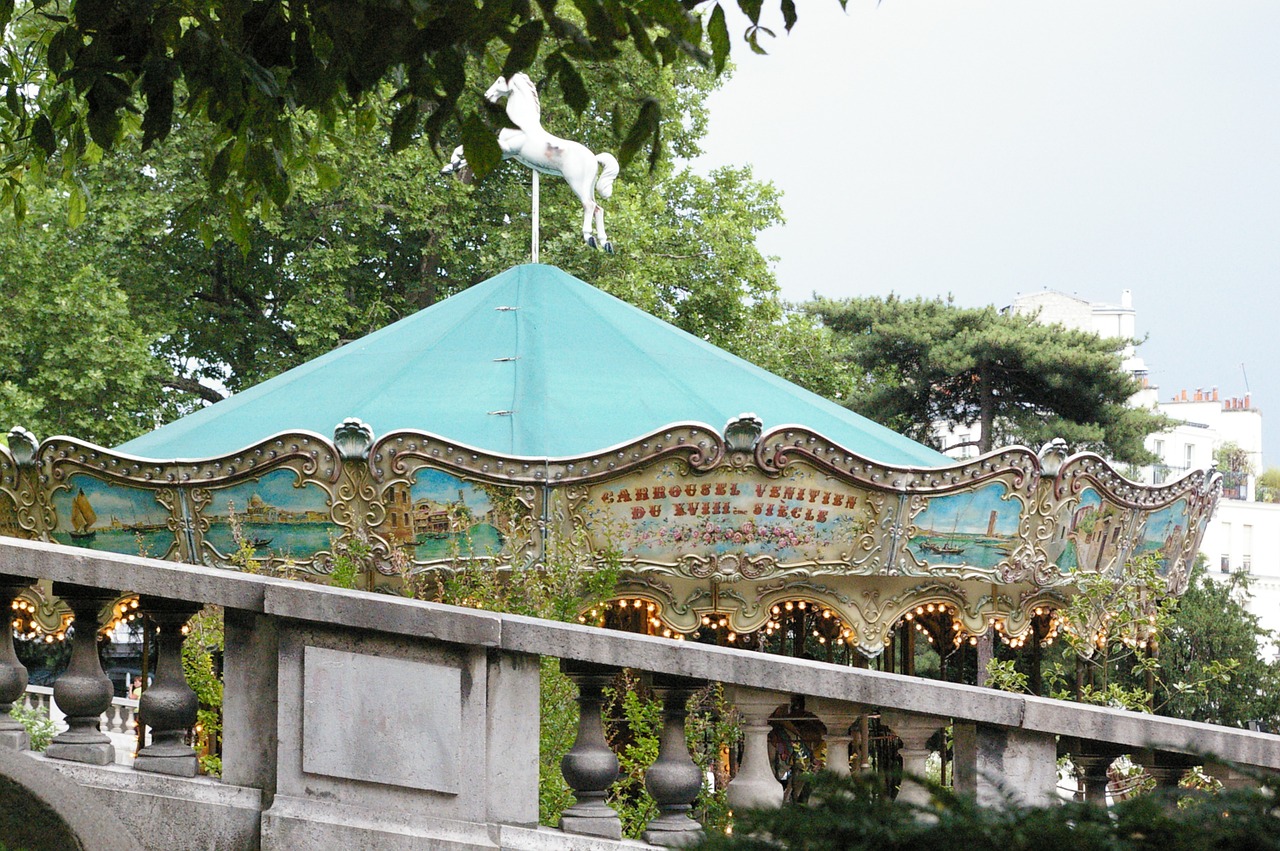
[642,675,704,848]
[558,660,622,840]
[1203,760,1258,791]
[0,576,31,750]
[879,710,945,808]
[725,686,785,810]
[45,583,115,765]
[486,650,541,828]
[134,596,202,776]
[809,697,868,777]
[953,722,1058,807]
[221,609,279,797]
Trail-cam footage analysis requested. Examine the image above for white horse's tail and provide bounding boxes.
[595,153,620,199]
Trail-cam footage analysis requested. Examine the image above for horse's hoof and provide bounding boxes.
[587,236,598,250]
[604,242,614,255]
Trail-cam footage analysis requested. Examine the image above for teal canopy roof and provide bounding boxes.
[118,265,947,467]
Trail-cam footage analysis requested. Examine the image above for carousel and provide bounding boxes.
[1,263,1220,674]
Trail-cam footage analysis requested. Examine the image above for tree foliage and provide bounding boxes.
[0,0,840,221]
[697,771,1280,851]
[0,240,168,445]
[1157,563,1280,729]
[809,295,1169,464]
[0,49,843,443]
[1256,467,1280,503]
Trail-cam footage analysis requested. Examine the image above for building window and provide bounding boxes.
[1221,554,1231,573]
[1242,555,1252,573]
[1154,439,1165,459]
[1185,444,1195,468]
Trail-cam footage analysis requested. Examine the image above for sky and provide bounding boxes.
[694,1,1280,466]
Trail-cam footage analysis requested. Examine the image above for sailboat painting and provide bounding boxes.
[69,489,97,541]
[51,474,176,557]
[908,482,1022,568]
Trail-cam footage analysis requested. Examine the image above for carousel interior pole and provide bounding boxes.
[531,169,540,263]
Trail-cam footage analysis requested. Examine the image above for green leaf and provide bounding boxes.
[0,0,14,30]
[31,115,56,156]
[226,194,250,254]
[67,182,87,228]
[314,161,342,191]
[389,99,420,152]
[745,24,775,55]
[736,0,763,25]
[708,5,730,76]
[617,97,660,170]
[210,142,232,192]
[501,20,544,79]
[624,10,658,65]
[781,0,798,32]
[141,80,174,150]
[556,55,589,113]
[10,183,25,223]
[460,111,502,178]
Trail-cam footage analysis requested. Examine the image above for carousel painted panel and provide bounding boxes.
[1047,453,1220,593]
[376,466,532,568]
[573,459,887,578]
[1048,486,1135,575]
[900,481,1024,575]
[193,467,339,567]
[1134,497,1193,574]
[48,473,179,559]
[368,430,547,571]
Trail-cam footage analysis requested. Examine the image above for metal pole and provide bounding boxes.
[531,169,540,264]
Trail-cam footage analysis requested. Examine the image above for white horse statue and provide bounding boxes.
[442,73,620,253]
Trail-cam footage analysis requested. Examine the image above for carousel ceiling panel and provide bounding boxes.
[116,264,948,468]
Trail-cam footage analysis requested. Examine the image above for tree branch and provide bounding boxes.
[161,374,226,404]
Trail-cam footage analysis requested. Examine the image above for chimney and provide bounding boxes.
[1194,389,1203,402]
[1212,387,1219,402]
[1181,389,1188,402]
[1245,393,1252,410]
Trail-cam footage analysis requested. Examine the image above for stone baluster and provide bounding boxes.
[642,675,704,848]
[1062,739,1124,805]
[810,697,868,778]
[725,686,785,810]
[46,583,115,765]
[135,597,201,776]
[558,660,622,840]
[0,576,31,750]
[1140,749,1193,793]
[879,710,946,808]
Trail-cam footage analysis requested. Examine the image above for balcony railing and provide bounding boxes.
[1,536,1278,850]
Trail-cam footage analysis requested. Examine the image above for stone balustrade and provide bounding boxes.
[1,536,1279,850]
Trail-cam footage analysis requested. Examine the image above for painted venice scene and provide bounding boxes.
[199,469,336,561]
[51,474,177,559]
[907,482,1021,570]
[377,468,511,563]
